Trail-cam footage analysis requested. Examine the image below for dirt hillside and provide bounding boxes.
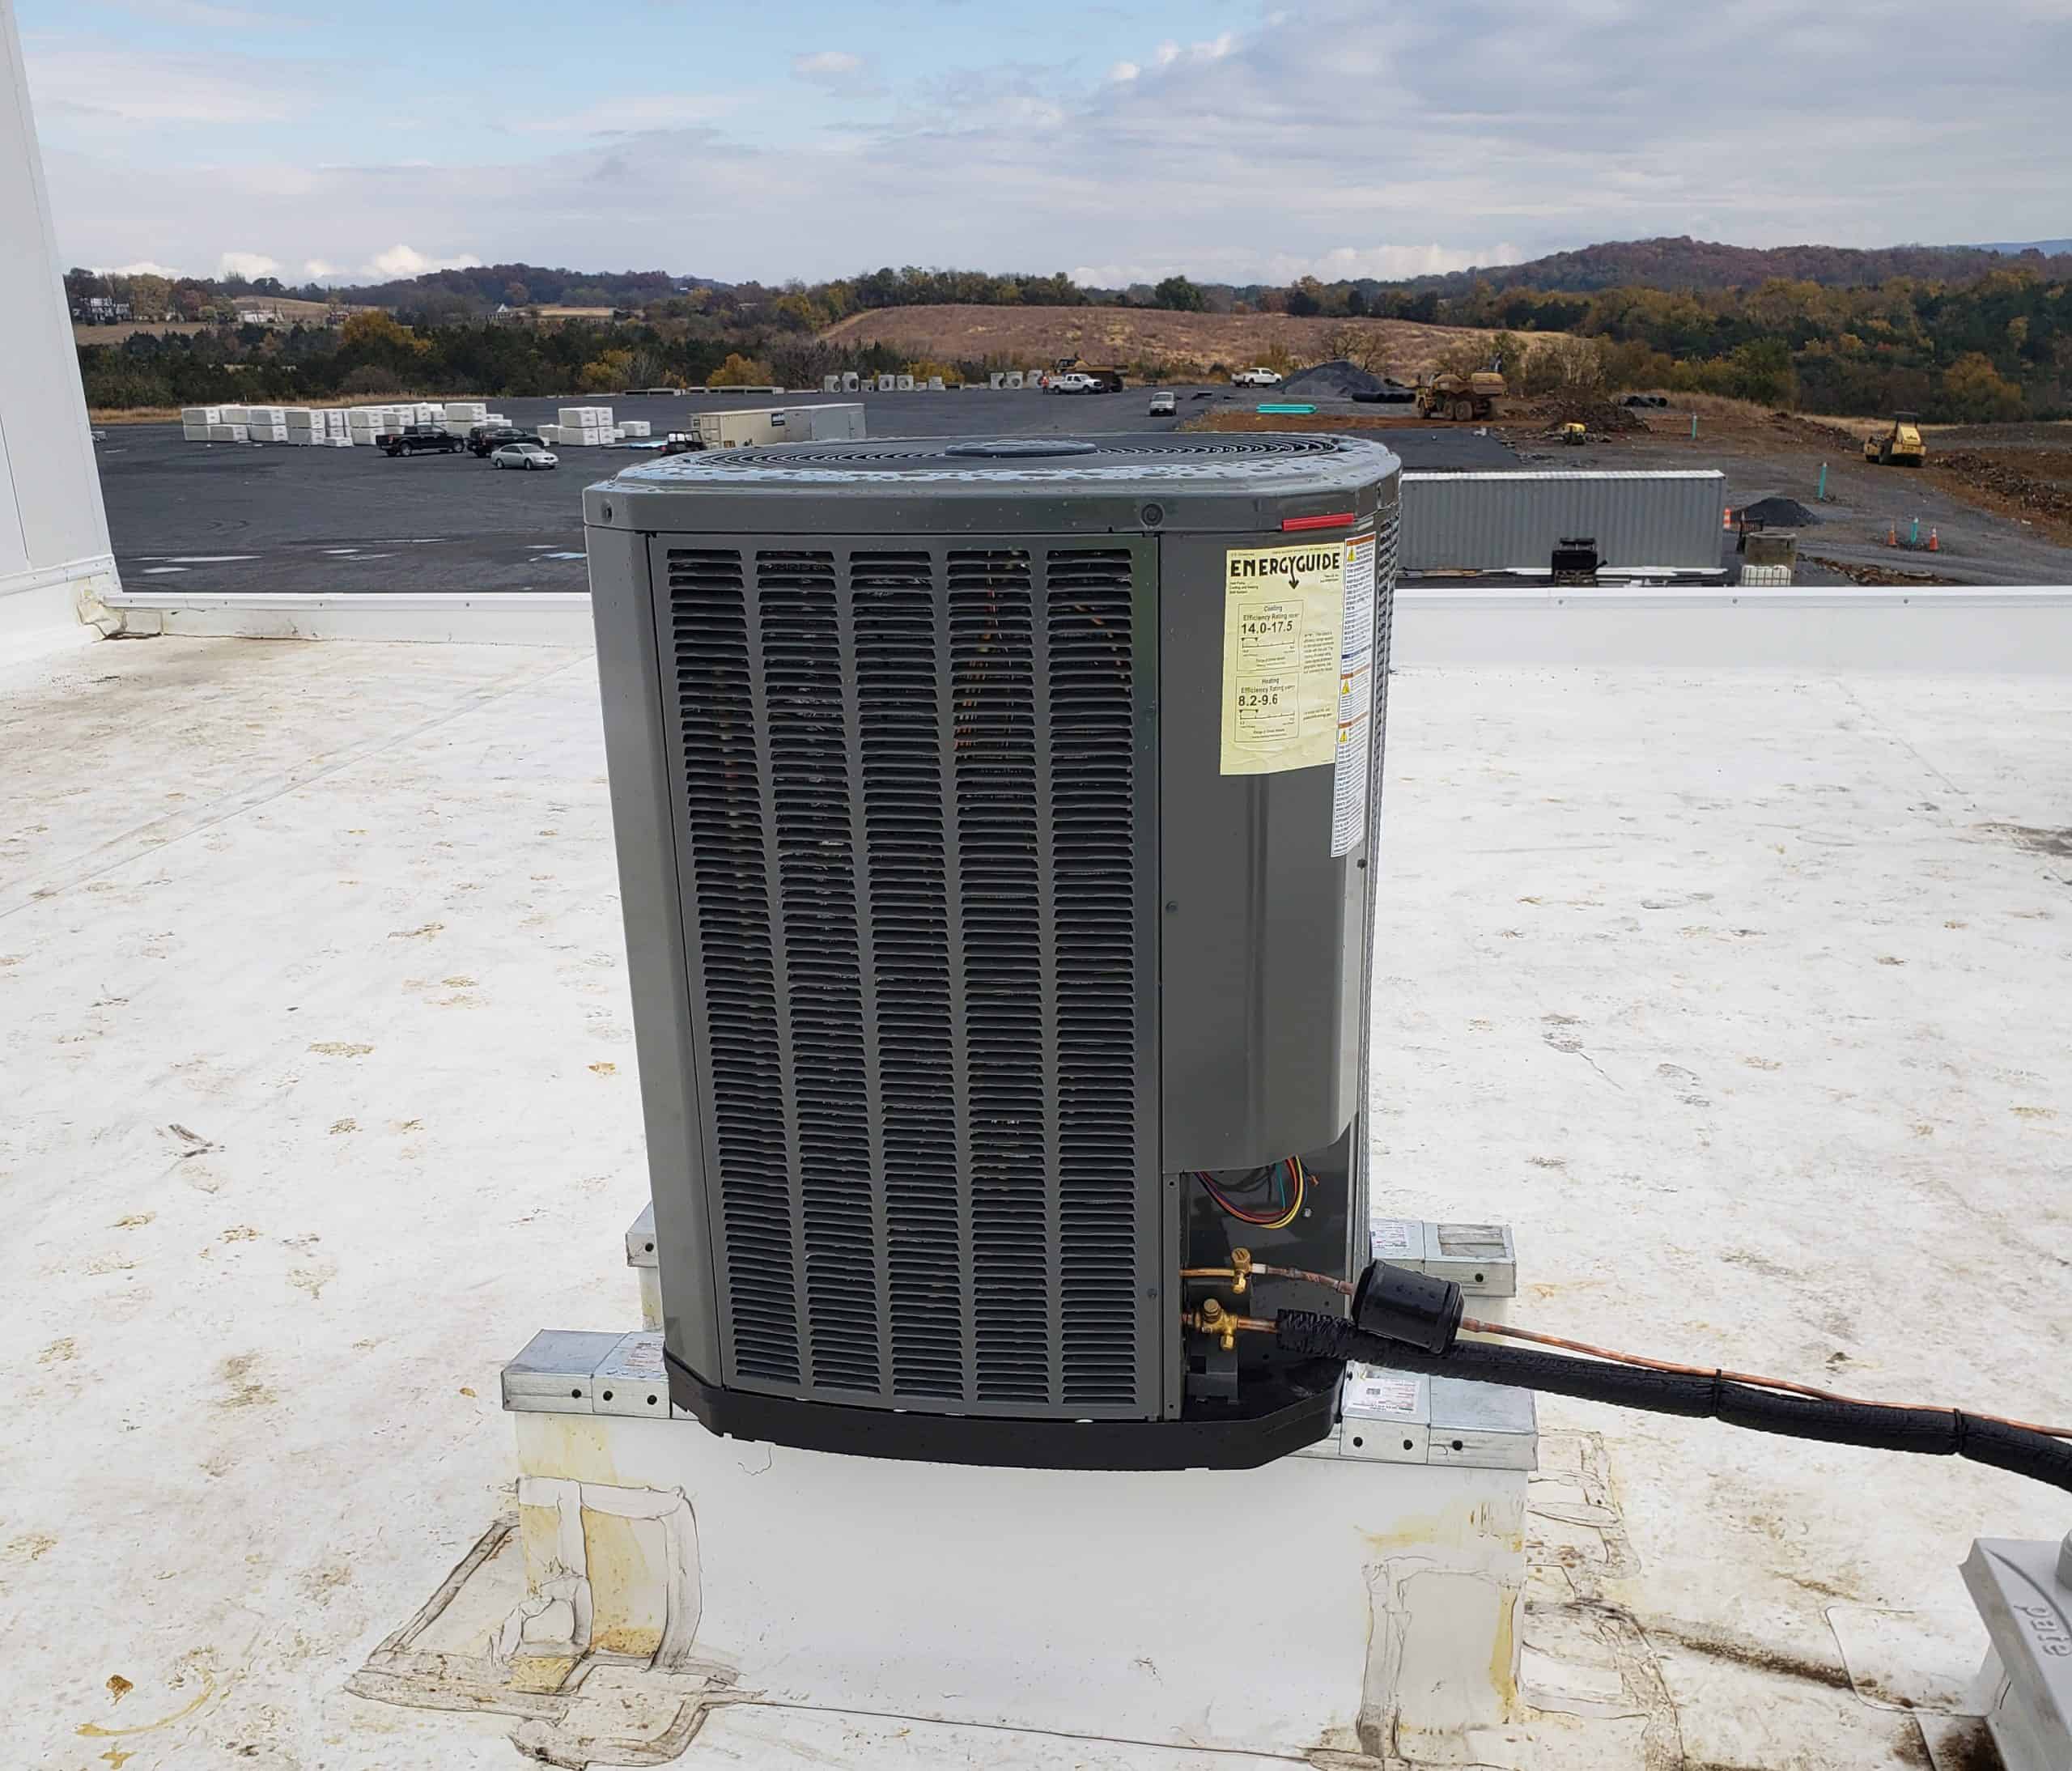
[818,304,1566,376]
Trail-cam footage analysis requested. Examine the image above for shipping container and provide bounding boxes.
[1399,470,1726,576]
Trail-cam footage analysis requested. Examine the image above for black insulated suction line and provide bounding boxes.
[1277,1310,2072,1498]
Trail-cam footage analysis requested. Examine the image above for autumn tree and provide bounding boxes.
[1938,351,2023,422]
[707,352,774,386]
[1153,275,1206,312]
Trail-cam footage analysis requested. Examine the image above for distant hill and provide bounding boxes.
[1380,235,2072,295]
[817,304,1570,376]
[1976,238,2072,256]
[316,261,731,315]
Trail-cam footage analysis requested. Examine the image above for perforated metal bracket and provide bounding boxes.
[626,1203,657,1269]
[1369,1220,1517,1296]
[1964,1535,2072,1771]
[1334,1365,1537,1470]
[502,1330,626,1415]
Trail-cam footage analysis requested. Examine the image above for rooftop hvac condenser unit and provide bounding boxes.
[584,434,1400,1468]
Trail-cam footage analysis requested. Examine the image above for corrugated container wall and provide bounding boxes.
[1399,471,1726,575]
[1,0,120,649]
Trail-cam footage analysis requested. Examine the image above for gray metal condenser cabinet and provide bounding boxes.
[584,434,1399,1468]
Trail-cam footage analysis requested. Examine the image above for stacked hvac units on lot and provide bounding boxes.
[242,405,291,443]
[286,408,354,446]
[558,406,616,447]
[180,406,244,443]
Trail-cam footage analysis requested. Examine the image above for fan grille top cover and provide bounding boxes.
[585,431,1400,533]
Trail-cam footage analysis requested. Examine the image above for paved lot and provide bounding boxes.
[96,389,1521,596]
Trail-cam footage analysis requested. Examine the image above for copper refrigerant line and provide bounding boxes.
[1460,1317,2072,1441]
[1178,1246,1355,1299]
[1174,1257,2072,1441]
[1178,1247,1351,1350]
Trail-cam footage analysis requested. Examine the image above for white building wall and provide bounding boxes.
[0,0,117,656]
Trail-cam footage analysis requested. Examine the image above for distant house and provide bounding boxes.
[72,296,132,324]
[492,304,537,325]
[236,306,282,327]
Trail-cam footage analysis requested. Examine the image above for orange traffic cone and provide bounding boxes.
[1886,521,1896,546]
[1723,507,1734,530]
[1928,526,1938,552]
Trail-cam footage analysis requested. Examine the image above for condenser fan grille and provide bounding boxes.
[662,537,1155,1416]
[641,431,1352,477]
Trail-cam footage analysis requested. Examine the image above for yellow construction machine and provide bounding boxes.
[1863,412,1926,467]
[1415,369,1505,422]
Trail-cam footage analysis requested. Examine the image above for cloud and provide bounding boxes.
[522,93,745,134]
[1145,35,1233,70]
[32,1,2072,287]
[113,0,303,25]
[1107,61,1140,83]
[792,49,863,79]
[218,249,280,278]
[24,46,302,124]
[791,49,883,98]
[362,244,482,278]
[104,258,183,277]
[303,258,339,280]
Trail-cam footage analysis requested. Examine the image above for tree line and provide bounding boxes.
[73,261,2069,422]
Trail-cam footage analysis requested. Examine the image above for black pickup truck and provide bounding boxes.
[376,424,463,457]
[466,425,545,458]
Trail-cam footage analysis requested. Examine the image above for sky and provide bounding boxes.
[17,0,2072,288]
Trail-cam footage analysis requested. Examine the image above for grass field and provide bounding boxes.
[818,304,1569,377]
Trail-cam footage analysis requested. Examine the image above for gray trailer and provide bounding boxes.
[1399,470,1726,579]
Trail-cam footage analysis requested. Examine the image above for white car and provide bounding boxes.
[1047,372,1098,395]
[491,443,559,470]
[1231,367,1284,387]
[1148,391,1178,416]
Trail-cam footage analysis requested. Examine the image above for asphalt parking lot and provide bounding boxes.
[96,388,1521,595]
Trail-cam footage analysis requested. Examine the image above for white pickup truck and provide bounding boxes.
[1231,367,1284,387]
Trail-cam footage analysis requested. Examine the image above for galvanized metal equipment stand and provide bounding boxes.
[355,1210,1538,1765]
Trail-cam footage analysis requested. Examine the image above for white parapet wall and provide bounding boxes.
[0,0,120,660]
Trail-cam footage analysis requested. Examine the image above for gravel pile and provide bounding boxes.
[1281,359,1386,399]
[1737,495,1819,528]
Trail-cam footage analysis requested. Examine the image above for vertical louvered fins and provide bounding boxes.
[665,550,798,1383]
[664,540,1148,1416]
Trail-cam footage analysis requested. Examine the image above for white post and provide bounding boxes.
[0,0,120,658]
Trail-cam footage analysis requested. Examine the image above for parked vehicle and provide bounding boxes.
[378,425,464,457]
[1051,355,1124,393]
[1413,371,1506,422]
[1048,372,1098,395]
[490,443,559,470]
[468,425,544,457]
[1148,391,1177,416]
[1231,367,1284,387]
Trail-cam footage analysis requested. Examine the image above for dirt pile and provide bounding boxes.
[1281,359,1385,399]
[1534,395,1645,433]
[1931,450,2072,522]
[1805,554,1962,587]
[1770,411,1861,449]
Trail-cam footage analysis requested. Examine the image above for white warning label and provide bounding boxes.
[1344,1367,1424,1419]
[1330,531,1378,856]
[1219,539,1348,775]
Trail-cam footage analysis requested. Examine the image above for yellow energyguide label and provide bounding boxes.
[1219,538,1348,775]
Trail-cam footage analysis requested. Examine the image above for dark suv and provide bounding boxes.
[468,425,545,458]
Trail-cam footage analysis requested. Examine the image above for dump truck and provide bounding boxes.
[1052,355,1126,393]
[1863,413,1926,468]
[1415,370,1505,422]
